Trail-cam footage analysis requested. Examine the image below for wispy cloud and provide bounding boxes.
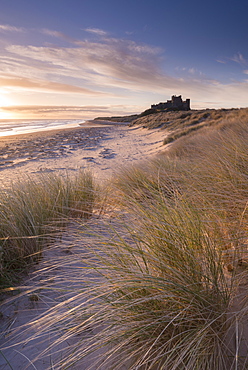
[42,29,67,38]
[41,28,76,43]
[0,76,106,95]
[4,31,243,108]
[5,35,181,95]
[175,66,203,78]
[84,28,108,36]
[0,26,217,100]
[1,27,248,111]
[230,52,247,65]
[0,24,25,33]
[1,105,108,113]
[1,104,140,119]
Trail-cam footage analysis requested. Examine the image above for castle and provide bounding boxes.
[151,95,190,111]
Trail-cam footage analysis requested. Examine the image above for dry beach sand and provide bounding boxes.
[0,120,169,369]
[0,120,168,188]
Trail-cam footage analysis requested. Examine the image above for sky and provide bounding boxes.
[0,0,248,119]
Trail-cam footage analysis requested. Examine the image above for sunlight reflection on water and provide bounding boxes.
[0,119,85,137]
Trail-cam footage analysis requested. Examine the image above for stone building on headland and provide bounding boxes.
[151,95,190,111]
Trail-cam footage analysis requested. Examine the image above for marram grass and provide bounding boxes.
[24,190,247,369]
[0,170,95,287]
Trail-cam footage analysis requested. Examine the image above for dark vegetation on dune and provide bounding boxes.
[97,107,248,146]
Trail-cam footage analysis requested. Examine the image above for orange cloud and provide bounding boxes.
[1,104,140,119]
[0,76,106,95]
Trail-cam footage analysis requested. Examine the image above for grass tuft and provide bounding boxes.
[0,170,95,287]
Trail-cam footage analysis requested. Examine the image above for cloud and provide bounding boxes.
[177,67,203,76]
[216,54,247,67]
[5,36,178,94]
[230,52,247,65]
[4,34,234,108]
[1,27,214,101]
[1,28,208,98]
[1,105,108,113]
[84,28,108,36]
[1,104,140,119]
[188,80,248,108]
[0,24,25,33]
[0,76,106,95]
[42,29,67,38]
[41,29,76,43]
[5,38,166,93]
[2,27,248,111]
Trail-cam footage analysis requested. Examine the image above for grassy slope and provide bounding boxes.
[130,107,248,144]
[95,107,248,146]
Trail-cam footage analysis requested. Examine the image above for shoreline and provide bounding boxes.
[0,119,123,146]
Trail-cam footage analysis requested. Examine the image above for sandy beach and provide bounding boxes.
[0,120,168,369]
[0,120,168,188]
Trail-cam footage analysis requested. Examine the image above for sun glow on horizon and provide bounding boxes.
[0,93,19,119]
[0,111,16,119]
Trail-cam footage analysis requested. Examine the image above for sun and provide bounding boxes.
[0,110,13,119]
[0,93,15,119]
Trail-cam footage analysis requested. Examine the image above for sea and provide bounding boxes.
[0,119,85,137]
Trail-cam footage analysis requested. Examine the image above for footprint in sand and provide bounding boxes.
[83,157,96,162]
[99,148,115,159]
